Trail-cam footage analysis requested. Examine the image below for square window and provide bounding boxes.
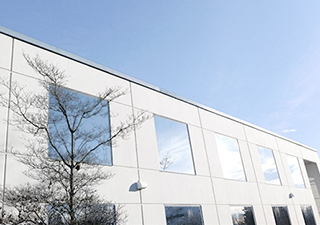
[154,116,195,174]
[257,147,281,185]
[216,134,246,181]
[48,87,112,165]
[301,205,316,225]
[165,206,204,225]
[287,155,305,188]
[272,206,291,225]
[230,206,256,225]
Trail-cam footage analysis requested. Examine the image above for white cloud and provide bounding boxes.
[282,129,297,133]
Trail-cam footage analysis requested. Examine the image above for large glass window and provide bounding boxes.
[287,155,305,188]
[165,206,203,225]
[257,147,281,185]
[216,134,246,181]
[272,206,291,225]
[154,116,195,174]
[301,205,316,225]
[230,206,256,225]
[49,87,112,165]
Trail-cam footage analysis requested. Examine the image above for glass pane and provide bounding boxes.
[165,206,203,225]
[287,155,305,188]
[301,205,316,225]
[272,206,291,225]
[258,147,281,185]
[49,87,112,165]
[154,116,195,174]
[230,206,256,225]
[216,134,246,181]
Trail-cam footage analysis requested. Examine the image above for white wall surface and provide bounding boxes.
[0,33,12,70]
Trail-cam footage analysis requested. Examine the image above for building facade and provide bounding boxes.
[1,26,320,224]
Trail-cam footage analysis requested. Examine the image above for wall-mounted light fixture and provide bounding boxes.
[136,181,148,190]
[289,193,295,198]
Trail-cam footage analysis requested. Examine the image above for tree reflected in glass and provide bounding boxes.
[154,116,195,174]
[230,206,256,225]
[301,205,316,225]
[272,206,291,225]
[165,206,203,225]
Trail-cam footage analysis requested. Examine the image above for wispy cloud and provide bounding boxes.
[282,129,297,133]
[260,35,320,140]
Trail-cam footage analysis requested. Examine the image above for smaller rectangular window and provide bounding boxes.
[165,206,204,225]
[272,206,291,225]
[257,147,281,185]
[216,134,246,181]
[230,206,256,225]
[154,116,195,174]
[301,205,316,225]
[287,155,305,188]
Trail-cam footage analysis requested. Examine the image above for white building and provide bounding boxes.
[1,26,320,225]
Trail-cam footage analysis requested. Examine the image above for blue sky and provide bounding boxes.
[1,1,320,156]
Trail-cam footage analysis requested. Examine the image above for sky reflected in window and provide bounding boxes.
[258,147,281,185]
[216,134,246,181]
[154,116,195,174]
[287,155,305,188]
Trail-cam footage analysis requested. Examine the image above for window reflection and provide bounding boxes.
[154,116,195,174]
[301,205,316,225]
[165,206,203,225]
[272,206,291,225]
[216,134,246,181]
[48,87,112,165]
[257,147,281,185]
[230,206,256,225]
[287,155,305,188]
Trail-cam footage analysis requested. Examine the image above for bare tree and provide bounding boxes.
[0,54,147,224]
